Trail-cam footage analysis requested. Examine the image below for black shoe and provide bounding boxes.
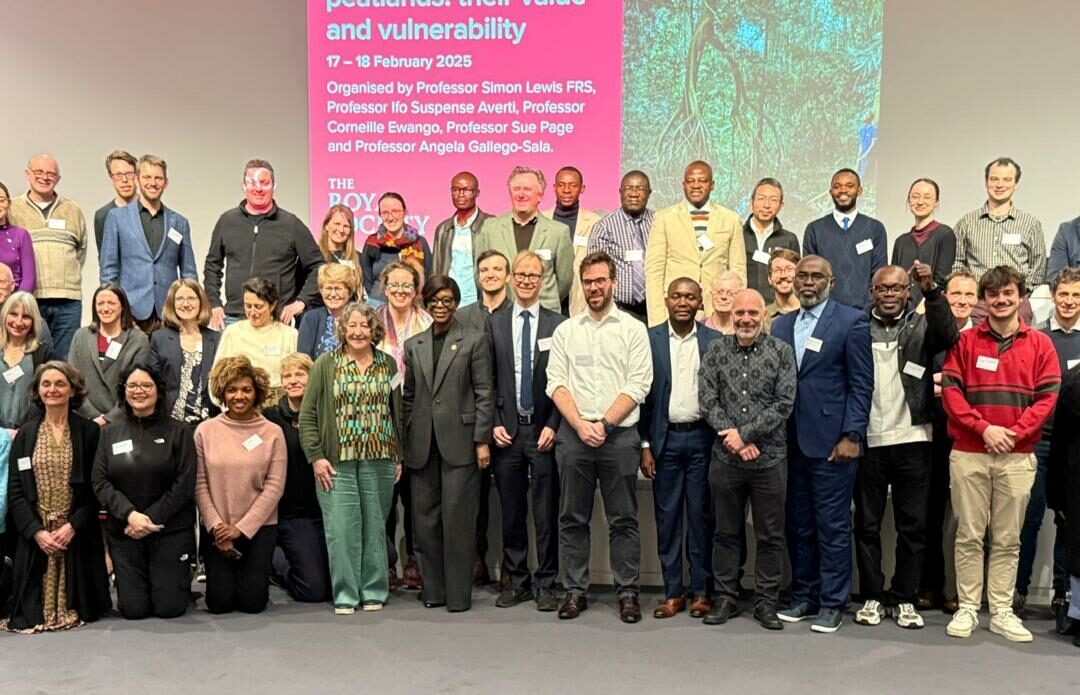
[1053,596,1071,634]
[536,590,559,613]
[496,586,534,608]
[1074,632,1080,649]
[753,601,784,630]
[618,595,642,624]
[559,593,588,619]
[702,598,739,625]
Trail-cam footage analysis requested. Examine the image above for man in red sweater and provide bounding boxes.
[941,265,1060,642]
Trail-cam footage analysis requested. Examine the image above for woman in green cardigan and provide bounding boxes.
[299,301,402,614]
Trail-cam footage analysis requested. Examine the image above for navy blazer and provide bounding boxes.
[639,322,723,458]
[146,326,222,422]
[771,300,873,459]
[485,303,565,439]
[100,202,199,320]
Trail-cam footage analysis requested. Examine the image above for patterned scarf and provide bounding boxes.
[366,224,425,265]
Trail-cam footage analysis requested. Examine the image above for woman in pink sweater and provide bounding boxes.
[194,355,286,614]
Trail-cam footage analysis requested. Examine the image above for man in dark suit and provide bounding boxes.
[431,171,492,306]
[639,278,721,619]
[770,255,873,633]
[486,250,566,611]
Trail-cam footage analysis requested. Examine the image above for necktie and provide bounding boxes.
[520,311,533,412]
[842,216,851,231]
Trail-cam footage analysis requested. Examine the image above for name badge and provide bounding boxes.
[574,354,593,367]
[167,228,183,244]
[573,235,589,248]
[105,341,123,360]
[154,438,165,444]
[976,355,1000,372]
[536,249,552,261]
[264,345,282,356]
[752,249,771,265]
[338,258,354,268]
[624,249,643,262]
[1068,359,1080,370]
[17,456,31,471]
[855,239,874,255]
[47,218,67,230]
[902,361,927,379]
[698,235,715,251]
[242,434,264,451]
[1002,233,1022,245]
[537,337,552,352]
[112,440,134,455]
[804,337,823,353]
[390,372,403,390]
[2,364,24,384]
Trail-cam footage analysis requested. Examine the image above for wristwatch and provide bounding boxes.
[601,418,617,436]
[844,431,863,443]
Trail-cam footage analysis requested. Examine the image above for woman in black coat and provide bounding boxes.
[1047,365,1080,645]
[3,361,111,632]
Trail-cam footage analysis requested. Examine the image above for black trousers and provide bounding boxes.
[711,462,786,604]
[108,527,195,620]
[411,447,480,611]
[854,441,931,604]
[204,525,278,614]
[275,516,331,602]
[921,418,952,599]
[492,421,559,592]
[386,471,416,567]
[476,468,492,569]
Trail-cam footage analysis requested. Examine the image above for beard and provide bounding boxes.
[799,285,830,310]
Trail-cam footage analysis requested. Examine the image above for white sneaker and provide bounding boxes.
[946,606,979,638]
[990,610,1033,642]
[854,599,886,626]
[894,602,925,629]
[334,606,356,615]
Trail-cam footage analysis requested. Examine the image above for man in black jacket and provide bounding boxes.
[742,178,800,304]
[203,159,324,329]
[853,260,960,629]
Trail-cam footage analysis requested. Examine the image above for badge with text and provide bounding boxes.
[575,354,594,366]
[698,235,715,251]
[167,228,183,244]
[17,456,31,471]
[47,218,66,230]
[976,355,1000,372]
[390,372,403,390]
[264,345,282,356]
[752,249,771,265]
[855,239,874,255]
[624,249,643,262]
[105,341,123,360]
[573,235,589,248]
[804,337,823,353]
[537,337,552,352]
[242,434,264,451]
[536,249,552,261]
[3,364,24,384]
[112,439,134,455]
[1002,233,1022,245]
[902,362,927,379]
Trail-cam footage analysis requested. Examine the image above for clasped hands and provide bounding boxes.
[33,522,75,555]
[719,429,760,461]
[210,522,243,556]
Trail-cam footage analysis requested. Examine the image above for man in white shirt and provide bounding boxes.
[547,251,652,623]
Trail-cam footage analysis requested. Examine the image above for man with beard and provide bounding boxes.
[803,169,887,310]
[852,262,960,630]
[742,178,800,304]
[547,251,652,623]
[700,289,796,630]
[764,249,801,326]
[93,150,138,253]
[771,255,873,633]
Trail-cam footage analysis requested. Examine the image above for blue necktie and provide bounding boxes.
[842,216,851,231]
[520,311,533,412]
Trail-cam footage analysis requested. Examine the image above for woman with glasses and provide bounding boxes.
[702,271,745,334]
[215,277,298,405]
[375,261,431,590]
[0,182,36,293]
[147,279,221,426]
[0,292,55,434]
[92,364,195,619]
[360,193,432,306]
[891,178,956,306]
[69,283,150,426]
[298,264,358,360]
[403,275,493,612]
[318,204,364,300]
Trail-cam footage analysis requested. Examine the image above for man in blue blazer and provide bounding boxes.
[771,255,873,633]
[640,278,722,619]
[100,154,198,332]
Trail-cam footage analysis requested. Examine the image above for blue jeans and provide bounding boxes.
[38,299,82,359]
[652,425,713,598]
[1016,439,1068,596]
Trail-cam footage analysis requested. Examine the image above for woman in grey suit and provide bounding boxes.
[403,275,493,612]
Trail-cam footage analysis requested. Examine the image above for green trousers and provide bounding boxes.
[316,459,397,608]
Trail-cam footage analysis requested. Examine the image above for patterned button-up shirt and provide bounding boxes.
[952,203,1045,290]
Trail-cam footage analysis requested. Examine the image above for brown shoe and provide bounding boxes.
[388,565,402,592]
[943,598,959,614]
[653,597,687,619]
[619,595,642,623]
[915,591,935,611]
[689,596,712,618]
[403,557,422,591]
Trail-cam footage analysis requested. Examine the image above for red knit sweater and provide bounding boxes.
[941,321,1060,453]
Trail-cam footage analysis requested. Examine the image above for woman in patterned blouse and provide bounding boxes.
[299,302,403,614]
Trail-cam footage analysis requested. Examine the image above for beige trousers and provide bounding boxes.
[950,450,1036,614]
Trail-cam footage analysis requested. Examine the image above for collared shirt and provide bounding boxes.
[1049,316,1077,334]
[833,209,859,230]
[747,219,775,250]
[952,202,1046,290]
[794,299,828,367]
[667,322,701,423]
[139,200,166,254]
[450,209,479,306]
[546,305,652,426]
[512,301,540,413]
[586,207,655,305]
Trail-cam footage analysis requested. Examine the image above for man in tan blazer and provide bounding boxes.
[475,166,573,313]
[644,161,745,325]
[542,166,602,316]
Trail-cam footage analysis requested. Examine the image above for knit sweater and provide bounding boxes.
[941,321,1060,453]
[193,413,287,538]
[215,320,298,388]
[803,213,887,310]
[7,193,88,300]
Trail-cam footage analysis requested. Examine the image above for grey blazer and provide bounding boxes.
[402,319,494,469]
[69,326,150,421]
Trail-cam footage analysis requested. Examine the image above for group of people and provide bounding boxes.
[0,151,1078,649]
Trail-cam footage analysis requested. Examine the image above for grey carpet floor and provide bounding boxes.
[3,585,1077,695]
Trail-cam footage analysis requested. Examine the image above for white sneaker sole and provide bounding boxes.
[362,603,383,612]
[854,614,882,626]
[896,618,925,629]
[810,619,842,633]
[990,623,1033,642]
[334,607,356,615]
[778,612,818,623]
[946,623,974,638]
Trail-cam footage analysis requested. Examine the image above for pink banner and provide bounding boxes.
[307,0,624,238]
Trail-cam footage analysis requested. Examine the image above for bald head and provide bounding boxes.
[451,171,479,212]
[25,154,60,199]
[732,289,766,345]
[871,265,911,319]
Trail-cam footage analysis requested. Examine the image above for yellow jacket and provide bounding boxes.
[542,207,602,316]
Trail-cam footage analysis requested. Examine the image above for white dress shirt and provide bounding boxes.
[832,209,860,229]
[513,301,540,413]
[749,219,775,251]
[667,323,701,423]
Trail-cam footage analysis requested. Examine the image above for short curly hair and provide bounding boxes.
[30,360,88,410]
[208,355,272,411]
[335,302,387,347]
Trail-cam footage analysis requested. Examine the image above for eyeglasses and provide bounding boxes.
[110,172,136,182]
[873,284,909,295]
[30,169,59,181]
[795,272,831,283]
[450,187,476,195]
[712,289,738,298]
[386,282,415,293]
[380,210,405,219]
[513,272,542,284]
[426,296,456,308]
[321,285,349,296]
[582,278,611,288]
[125,382,155,392]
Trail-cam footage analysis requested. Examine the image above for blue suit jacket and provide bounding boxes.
[771,300,873,459]
[100,202,199,320]
[639,322,723,458]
